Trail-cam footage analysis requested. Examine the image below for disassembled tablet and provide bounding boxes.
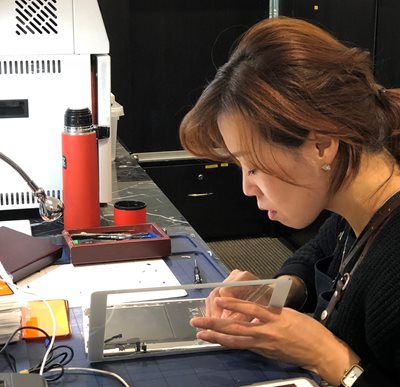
[85,277,292,362]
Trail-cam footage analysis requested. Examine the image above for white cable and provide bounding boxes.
[37,298,56,375]
[46,367,131,387]
[0,277,57,375]
[0,277,131,386]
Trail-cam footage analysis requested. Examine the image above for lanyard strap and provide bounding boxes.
[320,191,400,325]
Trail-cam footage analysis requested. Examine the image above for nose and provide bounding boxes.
[242,172,258,197]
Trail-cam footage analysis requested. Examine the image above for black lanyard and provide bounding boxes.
[320,191,400,325]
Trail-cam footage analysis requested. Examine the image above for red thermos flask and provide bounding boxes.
[62,108,100,230]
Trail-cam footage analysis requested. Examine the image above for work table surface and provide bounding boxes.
[3,144,319,386]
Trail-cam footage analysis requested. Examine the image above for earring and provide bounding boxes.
[322,164,331,172]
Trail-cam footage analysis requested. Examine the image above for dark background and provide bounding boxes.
[279,0,400,88]
[98,0,269,154]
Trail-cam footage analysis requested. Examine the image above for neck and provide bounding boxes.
[329,152,400,236]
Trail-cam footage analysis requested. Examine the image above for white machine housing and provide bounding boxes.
[0,0,112,211]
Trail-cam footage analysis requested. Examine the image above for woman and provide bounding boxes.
[179,17,400,386]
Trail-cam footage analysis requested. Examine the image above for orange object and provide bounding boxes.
[114,200,147,225]
[0,279,13,296]
[21,299,71,340]
[62,129,100,229]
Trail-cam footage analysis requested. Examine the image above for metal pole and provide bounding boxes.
[269,0,280,18]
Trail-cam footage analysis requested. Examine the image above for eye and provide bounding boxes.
[247,169,256,176]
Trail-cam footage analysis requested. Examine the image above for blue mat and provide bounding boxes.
[0,234,320,386]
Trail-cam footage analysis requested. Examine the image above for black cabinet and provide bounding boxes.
[140,159,287,240]
[374,0,400,87]
[98,0,269,154]
[279,0,400,88]
[279,0,376,53]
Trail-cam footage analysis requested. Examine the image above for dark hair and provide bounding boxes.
[179,17,400,193]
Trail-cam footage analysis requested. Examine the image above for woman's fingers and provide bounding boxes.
[196,328,259,349]
[192,314,257,332]
[192,302,273,342]
[193,315,264,347]
[205,288,222,318]
[191,297,285,353]
[215,297,281,322]
[194,297,279,333]
[203,270,262,318]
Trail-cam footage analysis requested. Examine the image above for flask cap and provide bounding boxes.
[64,108,93,134]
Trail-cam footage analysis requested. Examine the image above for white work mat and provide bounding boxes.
[17,259,186,307]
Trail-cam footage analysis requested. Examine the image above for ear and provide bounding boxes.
[308,131,339,165]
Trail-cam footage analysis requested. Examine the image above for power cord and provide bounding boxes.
[0,326,131,385]
[0,326,74,381]
[0,276,132,386]
[45,367,131,386]
[0,275,57,376]
[24,344,74,382]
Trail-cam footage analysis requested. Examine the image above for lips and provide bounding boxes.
[268,210,278,220]
[258,204,278,220]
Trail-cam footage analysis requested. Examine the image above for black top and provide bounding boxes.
[277,211,400,386]
[64,108,92,128]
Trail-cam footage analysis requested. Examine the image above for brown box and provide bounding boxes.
[0,226,62,281]
[62,223,171,266]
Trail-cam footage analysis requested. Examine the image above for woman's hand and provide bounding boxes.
[205,269,273,319]
[191,297,360,386]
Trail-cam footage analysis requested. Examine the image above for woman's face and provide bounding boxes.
[218,113,332,229]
